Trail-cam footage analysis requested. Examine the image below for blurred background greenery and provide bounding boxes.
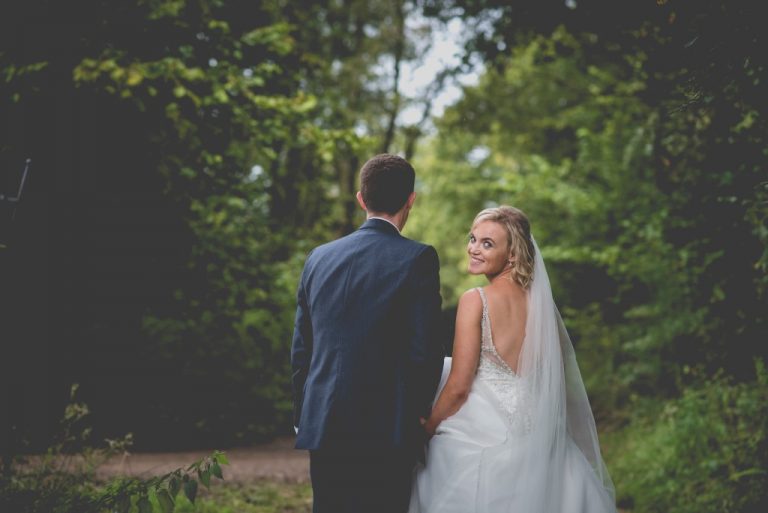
[1,1,766,511]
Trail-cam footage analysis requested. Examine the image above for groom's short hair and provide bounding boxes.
[359,154,415,215]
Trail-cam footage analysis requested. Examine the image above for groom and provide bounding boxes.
[291,154,444,513]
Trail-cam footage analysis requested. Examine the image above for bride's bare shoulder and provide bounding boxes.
[487,280,526,304]
[456,288,483,320]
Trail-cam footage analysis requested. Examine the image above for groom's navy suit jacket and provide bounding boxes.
[291,218,444,451]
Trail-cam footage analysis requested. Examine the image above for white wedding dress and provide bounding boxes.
[409,243,616,513]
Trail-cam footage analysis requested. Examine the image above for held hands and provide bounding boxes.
[420,416,439,437]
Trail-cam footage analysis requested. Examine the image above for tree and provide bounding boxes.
[1,0,345,448]
[1,0,462,448]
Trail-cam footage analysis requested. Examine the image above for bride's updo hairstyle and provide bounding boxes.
[473,206,536,288]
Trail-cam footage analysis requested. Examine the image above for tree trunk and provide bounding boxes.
[380,0,406,154]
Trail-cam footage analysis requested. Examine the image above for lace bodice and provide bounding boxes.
[475,287,532,435]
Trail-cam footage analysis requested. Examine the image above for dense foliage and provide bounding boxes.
[1,0,766,511]
[603,361,768,512]
[414,0,767,398]
[1,0,411,449]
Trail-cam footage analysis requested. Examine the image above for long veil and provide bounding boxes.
[510,236,615,511]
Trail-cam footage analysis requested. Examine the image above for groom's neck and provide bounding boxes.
[367,211,405,232]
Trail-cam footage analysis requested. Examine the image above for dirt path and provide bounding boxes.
[96,438,629,512]
[96,437,309,483]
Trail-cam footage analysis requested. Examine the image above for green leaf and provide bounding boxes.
[168,476,180,498]
[156,489,175,513]
[183,478,198,504]
[213,87,229,103]
[137,495,153,513]
[198,468,211,488]
[116,494,131,513]
[126,68,143,86]
[211,460,223,479]
[214,452,229,465]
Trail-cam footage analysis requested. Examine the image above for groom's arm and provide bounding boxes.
[405,246,444,419]
[291,264,313,430]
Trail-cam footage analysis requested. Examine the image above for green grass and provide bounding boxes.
[170,481,312,513]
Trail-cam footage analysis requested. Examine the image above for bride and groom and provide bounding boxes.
[291,154,617,513]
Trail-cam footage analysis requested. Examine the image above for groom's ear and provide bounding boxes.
[356,191,367,211]
[406,191,416,210]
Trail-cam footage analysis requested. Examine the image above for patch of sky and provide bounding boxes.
[467,145,491,166]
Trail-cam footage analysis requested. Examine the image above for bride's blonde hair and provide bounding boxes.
[472,206,536,288]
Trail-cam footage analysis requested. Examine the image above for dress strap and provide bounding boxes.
[476,286,488,313]
[475,287,515,374]
[476,287,492,348]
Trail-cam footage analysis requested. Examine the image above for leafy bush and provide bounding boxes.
[0,385,229,513]
[604,360,768,513]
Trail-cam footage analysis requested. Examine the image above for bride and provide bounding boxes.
[409,206,617,513]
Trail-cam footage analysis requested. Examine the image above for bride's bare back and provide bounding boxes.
[481,281,527,373]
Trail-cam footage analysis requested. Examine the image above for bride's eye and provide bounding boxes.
[483,241,493,249]
[469,235,476,243]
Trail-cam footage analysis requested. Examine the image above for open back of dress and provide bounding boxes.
[475,287,532,436]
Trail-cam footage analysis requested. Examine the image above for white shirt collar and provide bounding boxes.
[368,216,401,234]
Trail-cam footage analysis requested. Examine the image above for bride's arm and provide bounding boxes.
[423,289,482,435]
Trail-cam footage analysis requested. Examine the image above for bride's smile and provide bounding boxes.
[467,220,512,278]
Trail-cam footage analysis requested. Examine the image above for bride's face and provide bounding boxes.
[467,220,511,276]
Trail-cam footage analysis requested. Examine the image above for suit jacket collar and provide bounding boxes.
[360,217,402,236]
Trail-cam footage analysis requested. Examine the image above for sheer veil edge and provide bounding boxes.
[512,236,616,511]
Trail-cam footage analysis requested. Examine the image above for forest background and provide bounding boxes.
[1,1,766,512]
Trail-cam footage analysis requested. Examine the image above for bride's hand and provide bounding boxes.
[420,416,438,436]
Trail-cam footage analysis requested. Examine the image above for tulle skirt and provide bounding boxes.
[408,358,615,513]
